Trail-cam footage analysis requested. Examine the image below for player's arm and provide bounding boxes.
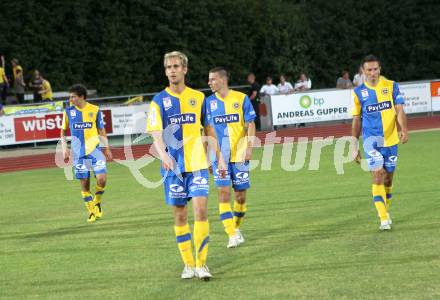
[60,111,70,160]
[351,92,362,163]
[97,127,112,160]
[245,122,256,161]
[204,125,226,178]
[150,130,173,170]
[395,104,408,144]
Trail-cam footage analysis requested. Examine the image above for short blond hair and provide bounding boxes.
[164,51,188,68]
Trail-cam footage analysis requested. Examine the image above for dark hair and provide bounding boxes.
[362,54,380,66]
[209,66,229,79]
[266,76,272,81]
[69,84,88,99]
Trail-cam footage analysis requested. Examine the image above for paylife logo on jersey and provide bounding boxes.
[73,122,93,129]
[168,113,196,125]
[366,101,391,114]
[213,114,239,124]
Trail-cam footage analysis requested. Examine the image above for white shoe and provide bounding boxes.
[181,265,195,279]
[227,231,245,248]
[195,265,212,281]
[379,220,391,231]
[235,229,245,243]
[387,213,392,225]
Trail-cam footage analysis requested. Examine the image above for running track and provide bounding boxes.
[1,116,439,173]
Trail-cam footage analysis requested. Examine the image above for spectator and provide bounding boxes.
[247,72,261,130]
[29,70,43,102]
[294,73,312,91]
[336,70,354,89]
[39,74,53,101]
[0,55,9,104]
[260,76,279,96]
[14,69,26,103]
[277,74,293,94]
[11,58,23,81]
[353,66,365,87]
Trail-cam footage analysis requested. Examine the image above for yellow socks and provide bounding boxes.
[174,224,195,267]
[219,203,235,237]
[81,191,93,212]
[233,201,247,229]
[385,185,392,210]
[94,185,105,204]
[194,221,209,268]
[372,184,388,222]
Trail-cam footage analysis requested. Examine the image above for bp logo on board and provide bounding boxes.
[299,95,312,109]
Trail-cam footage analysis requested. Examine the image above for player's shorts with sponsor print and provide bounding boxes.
[212,161,250,190]
[363,144,398,173]
[73,147,107,179]
[163,169,209,206]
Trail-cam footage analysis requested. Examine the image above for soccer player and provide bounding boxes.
[61,84,112,223]
[207,67,256,247]
[352,55,408,231]
[147,51,225,280]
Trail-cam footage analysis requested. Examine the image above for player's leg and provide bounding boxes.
[80,178,96,223]
[213,162,235,241]
[382,145,398,222]
[371,168,389,230]
[91,148,107,218]
[384,172,394,211]
[231,162,250,230]
[188,170,212,280]
[165,174,195,278]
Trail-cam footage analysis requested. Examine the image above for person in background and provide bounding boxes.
[14,69,26,103]
[39,73,53,101]
[11,58,23,82]
[294,73,312,91]
[277,74,293,94]
[29,70,43,102]
[336,70,354,89]
[247,73,261,130]
[353,66,365,87]
[0,57,8,104]
[259,76,279,96]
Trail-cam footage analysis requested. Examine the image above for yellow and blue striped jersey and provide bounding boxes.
[62,103,104,157]
[206,90,256,162]
[147,87,209,174]
[352,76,404,147]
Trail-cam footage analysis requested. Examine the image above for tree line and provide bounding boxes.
[0,0,438,96]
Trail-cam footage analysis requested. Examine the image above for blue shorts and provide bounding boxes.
[213,161,250,191]
[163,169,209,206]
[73,148,107,179]
[364,145,398,173]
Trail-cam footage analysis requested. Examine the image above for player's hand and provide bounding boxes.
[217,158,227,179]
[104,148,113,161]
[63,149,70,161]
[245,147,253,161]
[399,130,408,144]
[161,154,174,171]
[208,165,213,175]
[352,149,361,164]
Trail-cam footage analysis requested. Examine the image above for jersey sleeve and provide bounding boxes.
[351,91,361,116]
[392,82,405,105]
[62,111,69,130]
[146,100,163,132]
[201,97,212,126]
[243,95,256,122]
[96,108,105,129]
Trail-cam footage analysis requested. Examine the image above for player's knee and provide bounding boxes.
[193,206,208,221]
[218,189,230,203]
[235,191,246,204]
[97,177,106,187]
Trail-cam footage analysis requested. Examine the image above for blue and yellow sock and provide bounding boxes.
[372,184,388,222]
[94,185,105,204]
[385,185,392,210]
[174,224,195,267]
[233,201,247,229]
[219,203,235,237]
[194,221,209,268]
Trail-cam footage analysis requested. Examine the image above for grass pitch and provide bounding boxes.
[1,131,439,299]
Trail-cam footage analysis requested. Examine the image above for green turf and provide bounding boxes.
[1,131,440,299]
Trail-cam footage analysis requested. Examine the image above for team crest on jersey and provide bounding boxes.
[210,100,217,111]
[361,89,369,99]
[189,98,197,107]
[233,102,240,110]
[381,88,389,95]
[163,97,172,110]
[88,112,94,119]
[70,110,76,117]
